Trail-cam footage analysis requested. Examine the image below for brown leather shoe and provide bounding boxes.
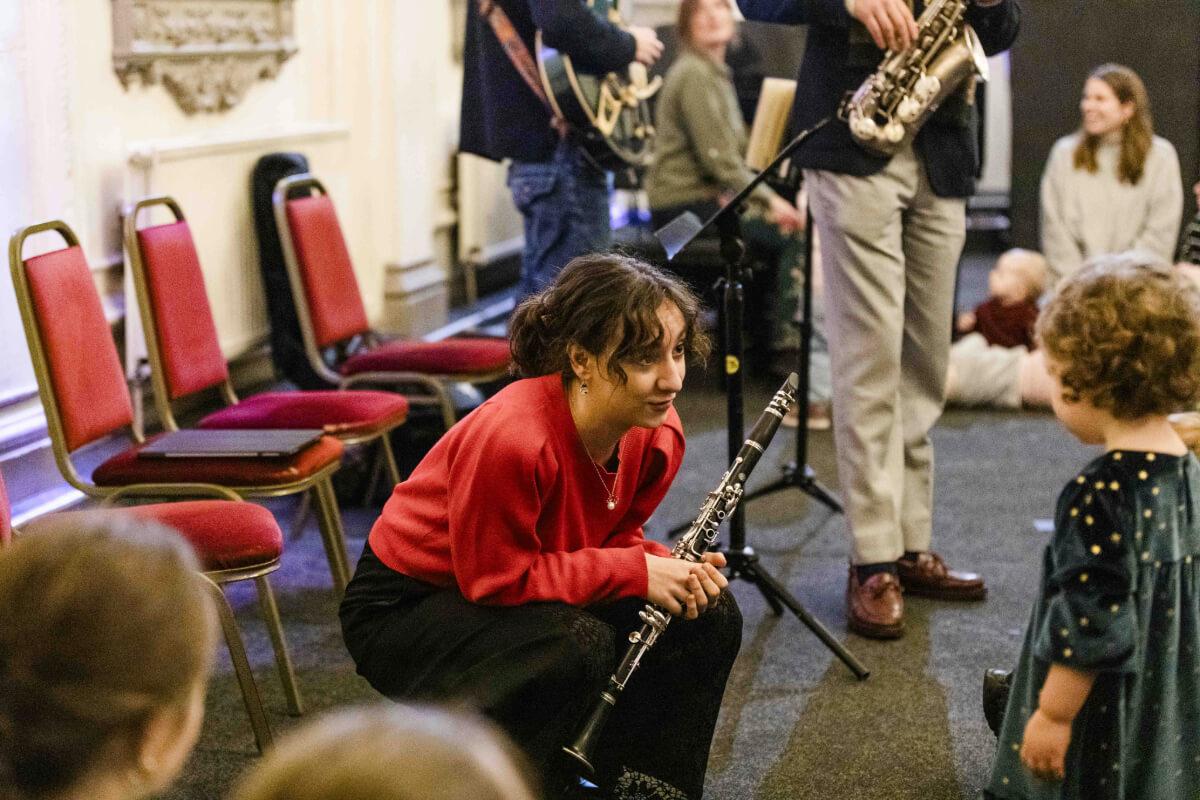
[896,552,986,601]
[846,568,904,639]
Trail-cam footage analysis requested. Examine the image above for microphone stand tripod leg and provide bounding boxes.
[723,546,870,680]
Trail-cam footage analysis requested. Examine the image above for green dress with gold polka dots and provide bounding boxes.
[987,449,1200,799]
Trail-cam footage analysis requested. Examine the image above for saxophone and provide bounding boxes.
[840,0,989,157]
[563,373,799,775]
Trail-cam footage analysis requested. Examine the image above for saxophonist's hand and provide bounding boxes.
[848,0,918,52]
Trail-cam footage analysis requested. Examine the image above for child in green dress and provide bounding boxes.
[986,252,1200,799]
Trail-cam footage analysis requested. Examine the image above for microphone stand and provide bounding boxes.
[656,117,868,680]
[738,200,843,513]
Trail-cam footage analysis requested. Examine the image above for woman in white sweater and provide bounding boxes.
[1040,63,1183,290]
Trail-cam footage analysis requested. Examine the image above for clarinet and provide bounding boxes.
[563,373,799,774]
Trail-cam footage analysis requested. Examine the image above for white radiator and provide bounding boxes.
[123,122,352,378]
[456,152,523,302]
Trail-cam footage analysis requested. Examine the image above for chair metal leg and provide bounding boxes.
[433,381,456,432]
[255,575,304,716]
[380,433,402,486]
[290,490,314,541]
[313,476,351,594]
[205,576,273,753]
[361,441,386,506]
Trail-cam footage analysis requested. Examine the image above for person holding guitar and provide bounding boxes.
[461,0,664,299]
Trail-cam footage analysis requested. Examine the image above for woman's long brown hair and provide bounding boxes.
[1073,63,1154,185]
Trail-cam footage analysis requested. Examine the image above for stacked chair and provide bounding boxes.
[0,464,294,753]
[7,220,353,593]
[272,173,512,430]
[122,196,411,487]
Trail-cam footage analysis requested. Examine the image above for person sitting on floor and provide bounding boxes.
[955,247,1046,349]
[229,705,537,800]
[948,253,1200,413]
[1040,63,1183,290]
[946,248,1054,410]
[0,515,216,800]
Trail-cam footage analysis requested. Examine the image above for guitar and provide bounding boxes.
[535,0,660,169]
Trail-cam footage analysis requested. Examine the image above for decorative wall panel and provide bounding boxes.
[112,0,297,114]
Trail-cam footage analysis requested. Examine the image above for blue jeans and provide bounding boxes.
[507,140,612,298]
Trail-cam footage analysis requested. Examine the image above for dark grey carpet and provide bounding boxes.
[160,249,1098,800]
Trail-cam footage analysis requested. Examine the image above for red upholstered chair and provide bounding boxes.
[272,174,512,430]
[0,468,296,752]
[123,196,409,485]
[8,220,353,594]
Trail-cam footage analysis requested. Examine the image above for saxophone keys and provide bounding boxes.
[849,112,879,141]
[913,74,941,102]
[896,96,923,123]
[883,121,905,144]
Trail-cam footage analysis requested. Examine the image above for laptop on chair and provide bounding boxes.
[138,429,324,459]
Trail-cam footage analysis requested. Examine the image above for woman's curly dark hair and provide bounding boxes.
[1037,252,1200,419]
[508,253,711,383]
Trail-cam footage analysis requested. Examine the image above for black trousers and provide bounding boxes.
[340,543,743,799]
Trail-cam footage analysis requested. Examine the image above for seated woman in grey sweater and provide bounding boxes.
[948,64,1184,411]
[1040,63,1183,290]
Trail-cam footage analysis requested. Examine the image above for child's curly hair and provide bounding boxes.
[1037,252,1200,419]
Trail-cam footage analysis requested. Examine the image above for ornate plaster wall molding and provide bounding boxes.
[112,0,297,114]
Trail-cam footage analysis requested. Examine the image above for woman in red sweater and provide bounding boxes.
[339,254,741,800]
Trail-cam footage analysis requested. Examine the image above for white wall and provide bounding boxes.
[979,52,1012,195]
[0,0,464,449]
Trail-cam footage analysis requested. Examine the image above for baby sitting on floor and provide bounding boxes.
[946,248,1054,409]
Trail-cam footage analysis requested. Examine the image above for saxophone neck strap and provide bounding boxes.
[476,0,568,137]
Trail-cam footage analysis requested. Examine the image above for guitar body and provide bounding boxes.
[536,0,658,169]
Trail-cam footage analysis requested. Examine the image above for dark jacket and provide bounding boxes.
[460,0,636,164]
[736,0,1020,197]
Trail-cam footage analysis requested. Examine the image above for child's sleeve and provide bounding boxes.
[1033,475,1137,672]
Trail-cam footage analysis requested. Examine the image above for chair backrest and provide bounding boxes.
[277,179,370,349]
[9,223,134,461]
[124,197,230,421]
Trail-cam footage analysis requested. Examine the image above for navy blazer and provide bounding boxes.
[460,0,636,164]
[736,0,1020,197]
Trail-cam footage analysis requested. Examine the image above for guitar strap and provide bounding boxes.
[477,0,568,137]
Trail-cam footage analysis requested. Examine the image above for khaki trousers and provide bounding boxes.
[804,144,966,565]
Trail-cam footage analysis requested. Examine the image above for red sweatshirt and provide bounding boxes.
[970,296,1039,350]
[367,374,681,606]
